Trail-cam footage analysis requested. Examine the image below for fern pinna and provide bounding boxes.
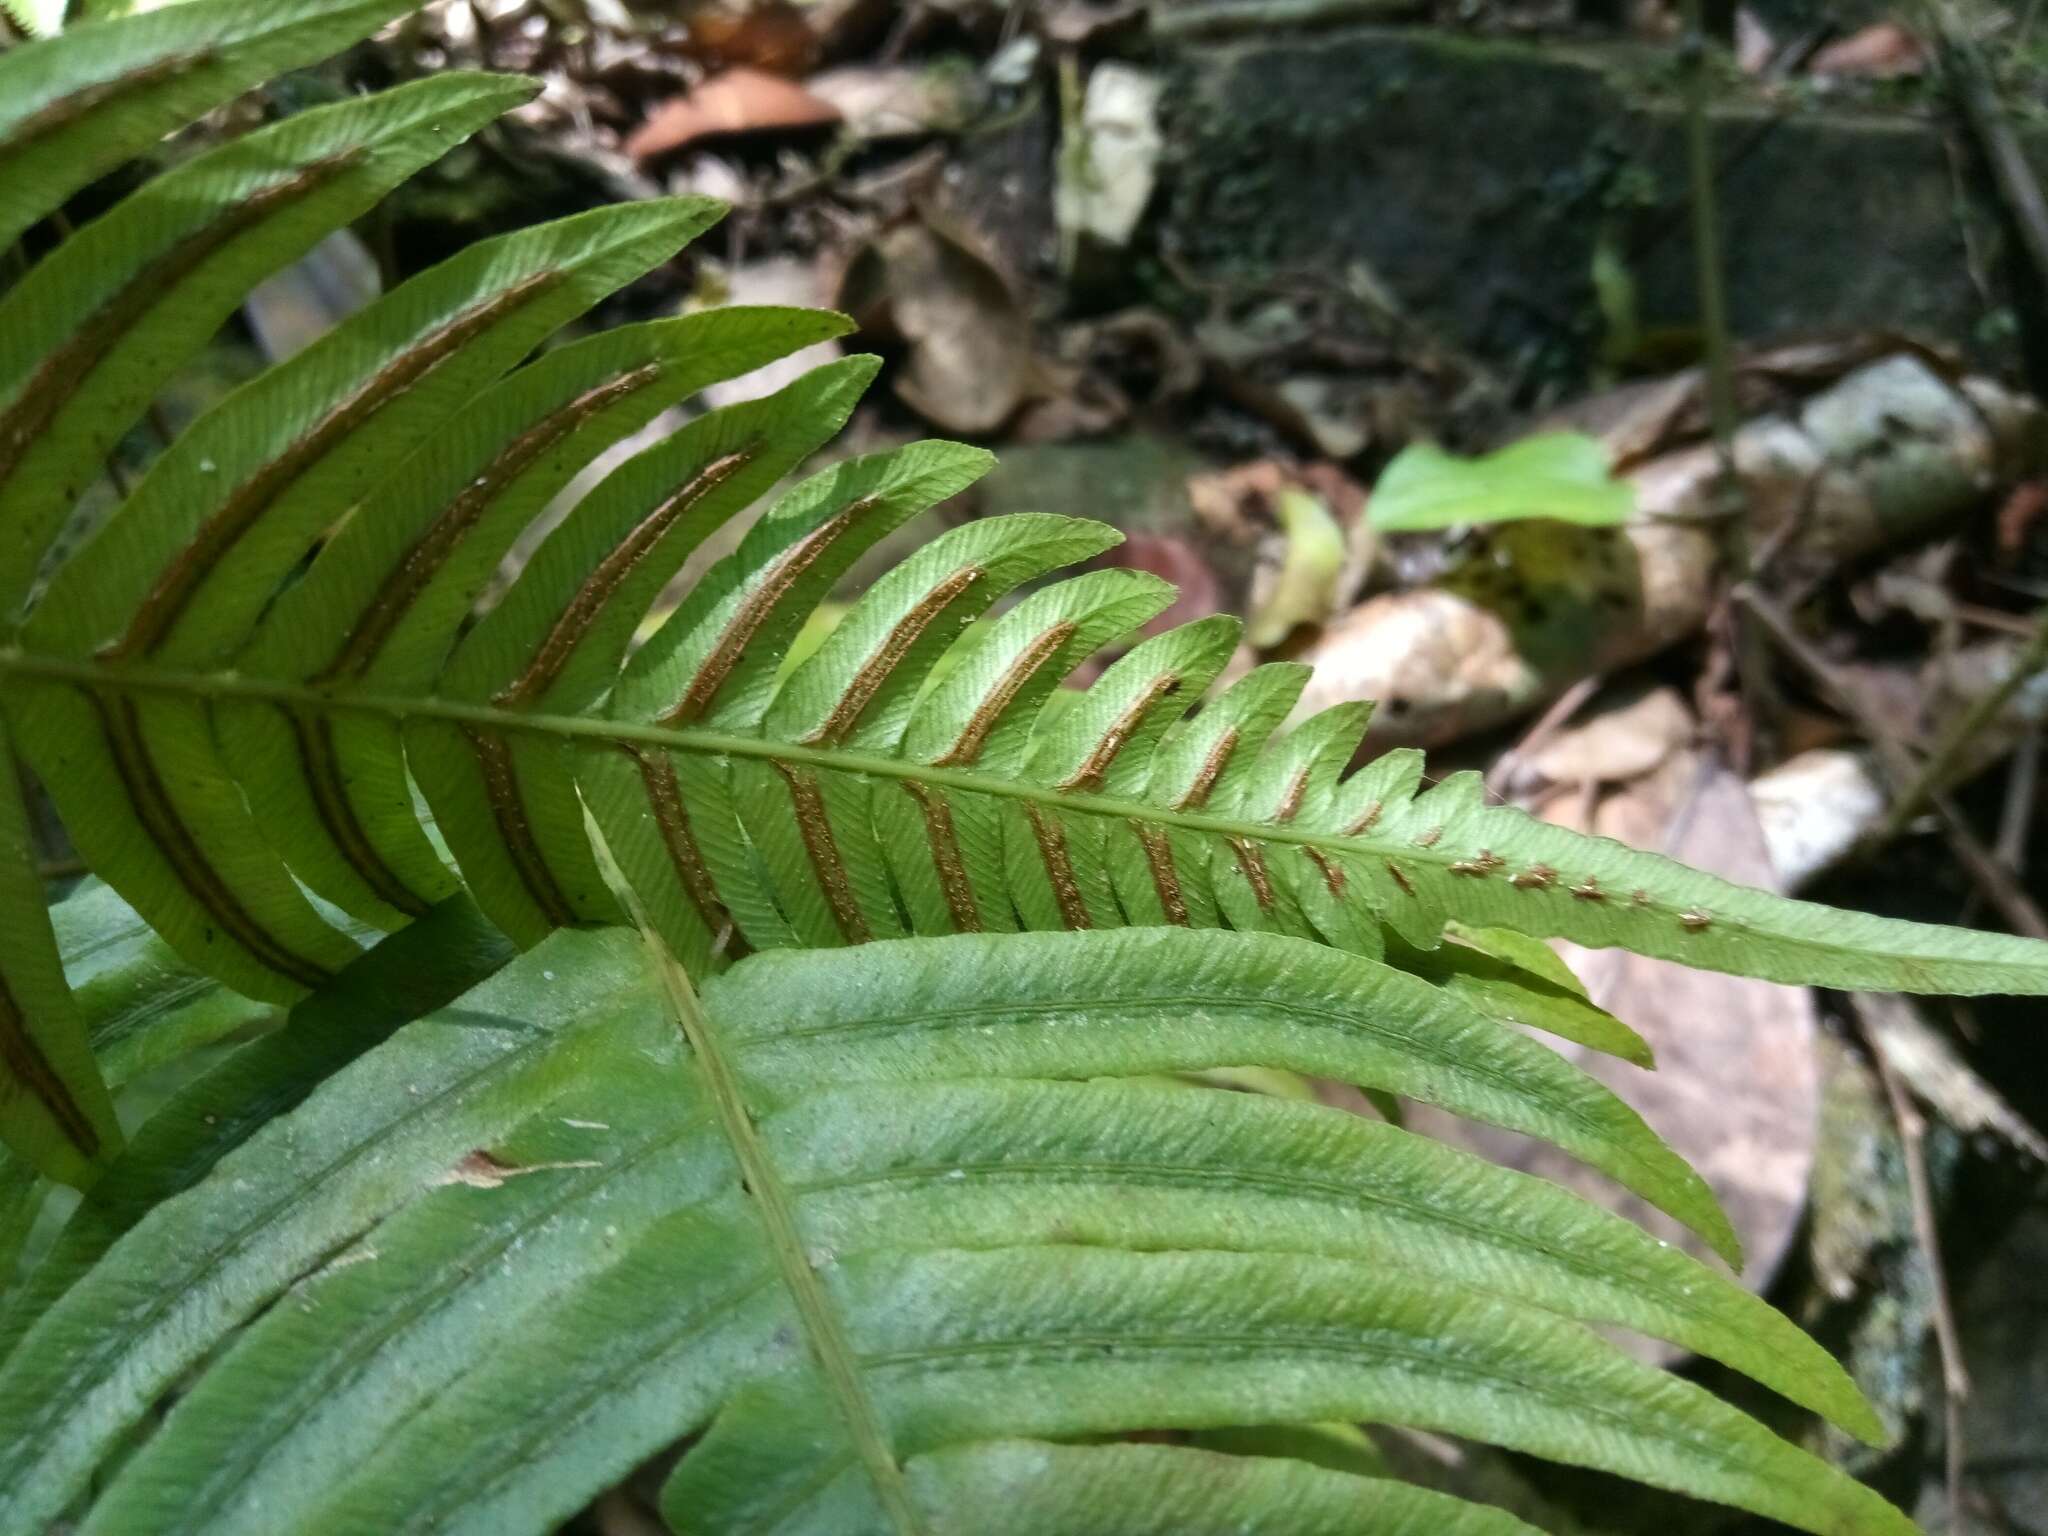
[0,4,2039,1533]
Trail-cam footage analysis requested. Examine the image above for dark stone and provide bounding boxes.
[1162,28,2020,392]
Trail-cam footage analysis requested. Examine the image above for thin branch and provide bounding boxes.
[1736,584,2048,939]
[1879,606,2048,842]
[1995,725,2039,872]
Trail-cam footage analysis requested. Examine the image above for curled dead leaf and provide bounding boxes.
[1809,21,1928,79]
[625,66,840,163]
[838,213,1032,434]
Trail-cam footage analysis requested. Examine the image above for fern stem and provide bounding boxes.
[0,647,1425,861]
[629,904,924,1536]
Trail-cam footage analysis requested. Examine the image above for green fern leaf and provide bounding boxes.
[0,928,1904,1536]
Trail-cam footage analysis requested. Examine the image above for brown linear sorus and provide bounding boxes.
[0,971,101,1158]
[0,153,363,503]
[0,50,208,163]
[1131,821,1191,925]
[626,745,730,938]
[104,270,563,663]
[1056,671,1182,794]
[800,565,984,747]
[772,761,871,944]
[1169,726,1240,812]
[87,690,333,987]
[285,708,433,917]
[1303,845,1347,898]
[315,366,667,686]
[660,493,885,728]
[1344,800,1385,836]
[930,620,1076,768]
[1024,803,1091,929]
[1228,835,1276,911]
[496,446,759,708]
[903,780,980,932]
[460,724,578,930]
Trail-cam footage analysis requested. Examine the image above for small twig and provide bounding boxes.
[1485,674,1602,797]
[1856,1005,1971,1534]
[1879,605,2048,842]
[1737,584,2048,939]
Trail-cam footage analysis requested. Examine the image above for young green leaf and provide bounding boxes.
[1370,432,1635,531]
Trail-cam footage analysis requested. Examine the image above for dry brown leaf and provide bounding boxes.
[1519,684,1695,790]
[839,215,1031,434]
[625,67,840,162]
[1809,21,1928,78]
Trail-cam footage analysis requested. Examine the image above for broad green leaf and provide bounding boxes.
[50,931,1893,1536]
[665,1248,1912,1536]
[719,927,1741,1263]
[1369,432,1634,531]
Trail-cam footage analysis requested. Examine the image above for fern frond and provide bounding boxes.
[0,929,1902,1536]
[0,6,2029,1531]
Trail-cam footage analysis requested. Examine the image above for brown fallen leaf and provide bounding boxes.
[1516,683,1695,792]
[625,66,840,163]
[1809,21,1928,78]
[837,213,1031,434]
